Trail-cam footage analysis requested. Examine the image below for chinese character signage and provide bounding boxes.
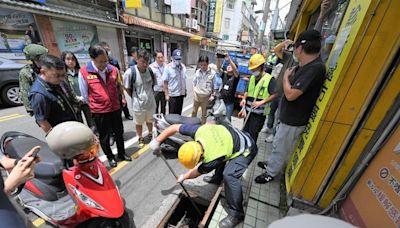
[51,19,98,59]
[340,125,400,227]
[207,0,216,33]
[0,9,38,61]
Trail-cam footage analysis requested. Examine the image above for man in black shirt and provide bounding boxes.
[255,30,326,183]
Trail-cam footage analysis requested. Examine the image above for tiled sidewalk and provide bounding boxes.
[208,122,285,227]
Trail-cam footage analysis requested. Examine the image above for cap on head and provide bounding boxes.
[172,49,182,60]
[295,29,321,46]
[178,141,203,169]
[248,53,266,71]
[23,44,48,59]
[46,121,97,159]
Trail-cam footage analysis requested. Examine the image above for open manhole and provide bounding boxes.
[164,195,207,228]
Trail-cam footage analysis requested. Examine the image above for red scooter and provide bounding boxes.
[0,132,129,227]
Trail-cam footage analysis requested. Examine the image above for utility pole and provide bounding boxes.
[257,0,272,51]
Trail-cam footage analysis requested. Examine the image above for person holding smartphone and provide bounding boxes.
[0,146,40,227]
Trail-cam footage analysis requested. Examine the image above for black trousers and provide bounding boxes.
[169,95,185,115]
[122,105,131,118]
[92,110,126,160]
[155,91,166,114]
[80,104,96,130]
[267,97,279,129]
[243,112,266,143]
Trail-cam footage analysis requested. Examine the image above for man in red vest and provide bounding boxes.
[79,44,131,167]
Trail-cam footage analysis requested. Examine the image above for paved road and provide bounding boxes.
[0,66,205,227]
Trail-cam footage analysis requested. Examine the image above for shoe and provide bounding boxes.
[138,137,145,148]
[265,134,274,143]
[219,215,242,228]
[118,154,132,162]
[203,175,223,185]
[109,136,115,146]
[255,173,274,184]
[257,161,268,169]
[125,115,133,120]
[108,158,117,168]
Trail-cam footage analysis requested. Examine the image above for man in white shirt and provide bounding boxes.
[123,49,156,148]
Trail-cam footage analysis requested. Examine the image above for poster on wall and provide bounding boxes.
[51,19,98,60]
[0,8,39,63]
[340,125,400,227]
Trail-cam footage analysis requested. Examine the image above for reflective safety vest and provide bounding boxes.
[195,124,253,163]
[245,73,273,115]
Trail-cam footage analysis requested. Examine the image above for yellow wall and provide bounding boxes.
[286,0,400,207]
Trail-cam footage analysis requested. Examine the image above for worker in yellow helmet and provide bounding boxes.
[150,122,257,228]
[238,53,277,142]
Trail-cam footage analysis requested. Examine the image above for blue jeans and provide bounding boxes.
[225,102,234,122]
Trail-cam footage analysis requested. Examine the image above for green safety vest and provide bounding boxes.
[246,73,273,115]
[195,124,253,163]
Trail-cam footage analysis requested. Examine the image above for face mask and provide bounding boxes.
[292,52,299,63]
[174,59,182,67]
[253,70,261,77]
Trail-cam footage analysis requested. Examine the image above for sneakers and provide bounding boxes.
[138,137,145,148]
[257,161,268,169]
[255,173,274,184]
[265,134,274,143]
[219,215,242,228]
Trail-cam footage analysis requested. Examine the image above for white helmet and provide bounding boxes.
[46,121,97,159]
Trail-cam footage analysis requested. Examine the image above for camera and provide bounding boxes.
[216,52,226,58]
[286,44,295,52]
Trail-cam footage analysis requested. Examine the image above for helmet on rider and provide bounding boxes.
[23,44,48,61]
[178,141,203,169]
[46,121,99,161]
[248,54,266,71]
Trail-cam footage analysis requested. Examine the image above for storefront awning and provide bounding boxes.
[190,35,203,42]
[0,0,127,28]
[123,15,193,38]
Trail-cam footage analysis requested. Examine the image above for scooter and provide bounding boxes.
[0,132,130,228]
[154,97,228,150]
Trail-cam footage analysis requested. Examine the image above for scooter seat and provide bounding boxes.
[5,137,64,179]
[164,114,201,125]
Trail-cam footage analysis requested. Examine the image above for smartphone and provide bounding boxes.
[29,147,40,163]
[216,52,226,58]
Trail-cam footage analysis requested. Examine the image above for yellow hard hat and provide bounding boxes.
[178,141,203,169]
[248,54,266,71]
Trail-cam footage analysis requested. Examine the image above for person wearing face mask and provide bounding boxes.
[238,54,277,143]
[162,49,187,115]
[192,56,217,124]
[255,29,326,184]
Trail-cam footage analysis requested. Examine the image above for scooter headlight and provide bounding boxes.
[69,184,104,211]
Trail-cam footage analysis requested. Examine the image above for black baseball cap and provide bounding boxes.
[295,29,321,47]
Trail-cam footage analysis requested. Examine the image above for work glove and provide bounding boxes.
[177,174,185,184]
[150,139,161,156]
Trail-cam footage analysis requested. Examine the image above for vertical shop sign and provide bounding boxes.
[207,0,216,33]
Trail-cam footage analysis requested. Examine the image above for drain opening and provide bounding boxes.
[165,195,207,228]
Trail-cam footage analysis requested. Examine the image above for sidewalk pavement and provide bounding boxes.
[208,117,286,228]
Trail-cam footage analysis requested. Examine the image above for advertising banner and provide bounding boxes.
[0,9,38,61]
[340,125,400,227]
[51,19,98,59]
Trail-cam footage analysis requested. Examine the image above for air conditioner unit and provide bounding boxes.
[185,18,191,28]
[196,25,200,31]
[192,19,198,29]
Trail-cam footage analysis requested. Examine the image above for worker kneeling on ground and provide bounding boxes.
[150,122,257,228]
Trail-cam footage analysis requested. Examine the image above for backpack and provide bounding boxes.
[129,65,157,96]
